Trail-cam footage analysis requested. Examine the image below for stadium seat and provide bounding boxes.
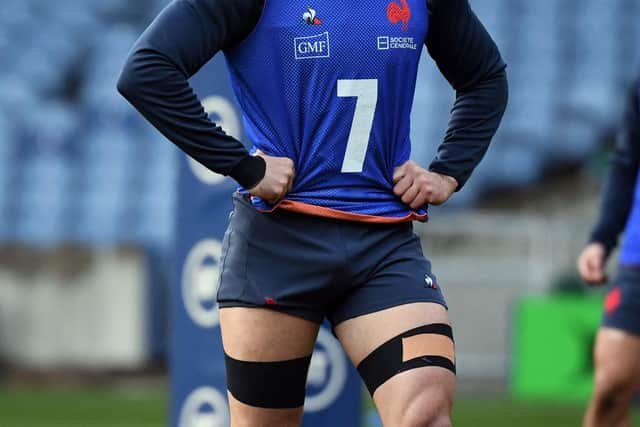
[1,0,638,248]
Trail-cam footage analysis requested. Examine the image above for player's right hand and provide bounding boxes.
[249,151,295,204]
[577,243,608,286]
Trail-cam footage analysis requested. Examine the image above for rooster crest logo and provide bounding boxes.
[302,7,322,25]
[387,0,411,31]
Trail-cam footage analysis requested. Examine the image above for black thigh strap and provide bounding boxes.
[357,323,456,396]
[225,353,312,409]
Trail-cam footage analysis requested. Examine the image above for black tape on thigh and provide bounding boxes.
[357,323,456,396]
[225,353,312,409]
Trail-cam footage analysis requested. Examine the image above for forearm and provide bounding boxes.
[589,163,638,253]
[117,0,265,188]
[425,0,508,190]
[429,68,508,187]
[589,81,640,253]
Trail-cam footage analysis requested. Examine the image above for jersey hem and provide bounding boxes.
[257,199,428,223]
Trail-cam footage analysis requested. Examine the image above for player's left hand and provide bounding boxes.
[393,160,458,208]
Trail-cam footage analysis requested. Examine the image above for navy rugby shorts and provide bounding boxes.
[602,265,640,336]
[217,193,447,326]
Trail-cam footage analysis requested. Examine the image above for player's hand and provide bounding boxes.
[393,161,458,208]
[249,151,295,204]
[577,243,608,286]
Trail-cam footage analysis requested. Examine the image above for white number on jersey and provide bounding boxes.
[337,79,378,173]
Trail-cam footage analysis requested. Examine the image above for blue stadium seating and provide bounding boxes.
[0,0,638,247]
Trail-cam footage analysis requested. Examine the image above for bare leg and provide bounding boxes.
[220,307,320,427]
[336,303,455,427]
[583,327,640,427]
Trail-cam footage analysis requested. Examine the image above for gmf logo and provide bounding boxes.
[294,32,331,60]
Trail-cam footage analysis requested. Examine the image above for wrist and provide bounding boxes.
[229,155,266,189]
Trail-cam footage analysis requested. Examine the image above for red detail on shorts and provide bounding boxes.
[432,282,438,290]
[265,297,278,306]
[605,287,622,314]
[313,17,322,25]
[387,0,411,31]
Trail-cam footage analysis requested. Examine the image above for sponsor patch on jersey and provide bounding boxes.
[376,35,417,50]
[387,0,411,31]
[294,32,331,59]
[302,7,322,25]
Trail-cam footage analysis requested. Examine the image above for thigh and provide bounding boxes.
[594,327,640,391]
[221,307,320,427]
[334,303,456,425]
[597,266,640,388]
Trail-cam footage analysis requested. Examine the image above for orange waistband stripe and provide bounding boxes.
[269,200,427,224]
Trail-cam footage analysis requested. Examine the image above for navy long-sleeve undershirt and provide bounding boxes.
[117,0,266,189]
[589,81,640,255]
[425,0,507,189]
[118,0,507,191]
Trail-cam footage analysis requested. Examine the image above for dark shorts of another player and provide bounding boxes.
[602,265,640,337]
[217,192,447,327]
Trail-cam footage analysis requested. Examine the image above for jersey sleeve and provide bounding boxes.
[117,0,266,189]
[589,81,640,255]
[424,0,508,190]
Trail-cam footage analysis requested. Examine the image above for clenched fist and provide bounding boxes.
[249,151,295,204]
[577,242,608,286]
[393,161,458,209]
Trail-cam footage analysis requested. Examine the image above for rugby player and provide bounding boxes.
[578,80,640,427]
[118,0,508,425]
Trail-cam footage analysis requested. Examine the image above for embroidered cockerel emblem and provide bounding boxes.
[302,7,322,25]
[387,0,411,31]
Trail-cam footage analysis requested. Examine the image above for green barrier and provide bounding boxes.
[512,294,604,401]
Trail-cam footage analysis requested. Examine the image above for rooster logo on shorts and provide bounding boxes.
[303,7,322,25]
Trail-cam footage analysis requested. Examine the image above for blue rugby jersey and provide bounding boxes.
[225,0,429,220]
[118,0,507,222]
[618,83,640,265]
[621,168,640,265]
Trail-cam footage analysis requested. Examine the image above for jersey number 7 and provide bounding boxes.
[337,79,378,173]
